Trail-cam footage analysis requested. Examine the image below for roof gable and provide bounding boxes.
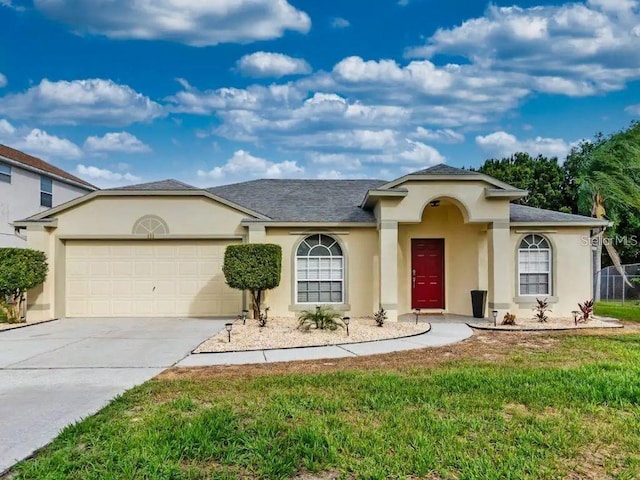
[108,179,198,191]
[22,182,269,222]
[376,163,526,194]
[0,144,97,190]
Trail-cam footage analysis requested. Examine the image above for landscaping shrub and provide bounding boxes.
[223,244,281,320]
[502,312,517,325]
[578,299,595,322]
[534,298,551,323]
[0,248,48,323]
[298,306,344,331]
[374,307,387,327]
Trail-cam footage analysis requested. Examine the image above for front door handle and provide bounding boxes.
[412,269,416,288]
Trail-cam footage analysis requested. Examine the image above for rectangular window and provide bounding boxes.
[0,163,10,183]
[40,176,53,208]
[296,257,344,303]
[519,250,550,295]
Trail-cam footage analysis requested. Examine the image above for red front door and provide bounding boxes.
[411,239,445,309]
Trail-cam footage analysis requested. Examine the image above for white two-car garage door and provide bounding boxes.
[65,240,242,317]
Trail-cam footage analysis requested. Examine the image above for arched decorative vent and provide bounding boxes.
[132,215,169,237]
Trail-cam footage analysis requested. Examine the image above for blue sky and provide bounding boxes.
[0,0,639,187]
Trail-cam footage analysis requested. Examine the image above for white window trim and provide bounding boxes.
[295,235,345,305]
[518,236,552,297]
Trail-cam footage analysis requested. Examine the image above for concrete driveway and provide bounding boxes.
[0,317,227,473]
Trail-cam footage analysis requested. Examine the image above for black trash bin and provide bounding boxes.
[470,290,487,318]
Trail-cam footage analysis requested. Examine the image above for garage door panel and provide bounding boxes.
[65,240,242,318]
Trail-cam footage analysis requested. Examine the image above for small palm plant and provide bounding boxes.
[534,298,551,323]
[298,306,344,331]
[578,299,594,322]
[374,307,387,327]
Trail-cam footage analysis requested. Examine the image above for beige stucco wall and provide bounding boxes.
[379,181,510,223]
[47,196,248,237]
[398,203,486,316]
[26,195,250,321]
[509,227,593,319]
[24,187,596,323]
[261,227,380,318]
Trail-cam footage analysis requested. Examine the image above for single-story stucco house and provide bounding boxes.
[15,164,607,322]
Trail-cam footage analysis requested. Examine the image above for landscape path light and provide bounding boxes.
[225,323,233,342]
[492,310,498,327]
[343,316,350,336]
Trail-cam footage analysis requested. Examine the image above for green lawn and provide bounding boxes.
[596,301,640,322]
[9,332,640,480]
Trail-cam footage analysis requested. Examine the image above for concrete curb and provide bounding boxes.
[177,323,474,367]
[191,323,433,355]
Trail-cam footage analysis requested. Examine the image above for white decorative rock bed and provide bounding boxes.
[194,317,431,353]
[470,316,623,331]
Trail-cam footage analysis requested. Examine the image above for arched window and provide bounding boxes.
[518,234,551,296]
[132,215,169,236]
[296,234,344,304]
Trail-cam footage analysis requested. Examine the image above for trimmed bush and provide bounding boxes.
[0,248,48,323]
[223,244,282,320]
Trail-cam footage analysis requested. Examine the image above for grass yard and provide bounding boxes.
[7,327,640,480]
[596,301,640,322]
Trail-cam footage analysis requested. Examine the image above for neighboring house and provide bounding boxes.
[0,144,97,247]
[15,165,607,322]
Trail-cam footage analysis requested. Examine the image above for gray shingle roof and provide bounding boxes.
[409,164,480,176]
[110,179,198,191]
[510,204,606,224]
[209,179,386,222]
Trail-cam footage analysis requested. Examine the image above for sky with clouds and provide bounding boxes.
[0,0,639,187]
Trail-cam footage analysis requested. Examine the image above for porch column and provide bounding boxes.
[488,221,512,311]
[379,220,399,322]
[246,223,266,243]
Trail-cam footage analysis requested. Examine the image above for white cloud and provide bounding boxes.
[33,0,311,46]
[84,132,151,154]
[236,52,311,78]
[197,150,304,181]
[0,73,6,88]
[406,2,640,96]
[75,164,140,187]
[0,0,24,11]
[0,118,83,159]
[411,127,464,144]
[330,17,350,28]
[0,79,164,126]
[626,104,640,115]
[475,131,577,159]
[399,139,446,164]
[0,119,16,136]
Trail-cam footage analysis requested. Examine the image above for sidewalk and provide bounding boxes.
[176,323,473,367]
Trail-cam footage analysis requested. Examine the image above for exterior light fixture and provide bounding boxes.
[430,200,441,207]
[492,310,498,326]
[241,309,249,325]
[225,323,233,342]
[343,316,350,336]
[413,308,421,324]
[572,310,579,326]
[316,305,321,314]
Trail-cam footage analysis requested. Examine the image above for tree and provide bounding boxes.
[0,248,48,323]
[572,123,640,255]
[222,244,282,320]
[476,153,570,212]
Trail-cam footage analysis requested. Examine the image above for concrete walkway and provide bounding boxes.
[0,317,227,474]
[177,323,474,367]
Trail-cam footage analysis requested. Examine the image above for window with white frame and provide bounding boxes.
[518,234,551,295]
[0,163,10,183]
[40,176,53,208]
[296,234,344,304]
